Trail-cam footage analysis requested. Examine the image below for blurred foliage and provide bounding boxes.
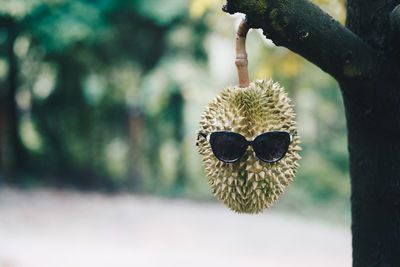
[0,0,349,220]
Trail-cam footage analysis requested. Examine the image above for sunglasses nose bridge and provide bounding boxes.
[244,142,257,159]
[247,140,256,152]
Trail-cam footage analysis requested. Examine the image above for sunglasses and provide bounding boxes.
[197,130,296,163]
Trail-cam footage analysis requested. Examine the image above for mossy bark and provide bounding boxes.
[224,0,400,266]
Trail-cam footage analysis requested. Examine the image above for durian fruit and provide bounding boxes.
[197,79,301,213]
[196,20,301,214]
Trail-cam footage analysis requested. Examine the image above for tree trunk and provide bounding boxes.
[223,0,400,266]
[345,1,400,266]
[4,18,26,179]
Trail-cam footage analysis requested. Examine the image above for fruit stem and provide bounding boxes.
[236,20,250,88]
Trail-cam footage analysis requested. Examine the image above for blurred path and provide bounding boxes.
[0,188,351,267]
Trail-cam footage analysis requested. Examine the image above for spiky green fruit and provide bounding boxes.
[197,79,301,214]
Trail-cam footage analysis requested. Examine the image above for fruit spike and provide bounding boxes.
[197,79,301,214]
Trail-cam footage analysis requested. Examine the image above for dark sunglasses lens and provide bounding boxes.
[210,132,247,162]
[253,132,290,162]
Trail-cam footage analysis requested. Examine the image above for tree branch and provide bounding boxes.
[223,0,379,83]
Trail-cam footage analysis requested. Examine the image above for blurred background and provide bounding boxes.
[0,0,351,266]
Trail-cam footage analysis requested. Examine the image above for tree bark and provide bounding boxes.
[223,0,400,266]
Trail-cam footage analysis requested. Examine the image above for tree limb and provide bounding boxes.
[223,0,379,83]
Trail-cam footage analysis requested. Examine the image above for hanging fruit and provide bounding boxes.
[197,20,301,213]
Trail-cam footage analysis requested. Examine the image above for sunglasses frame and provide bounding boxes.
[197,130,296,163]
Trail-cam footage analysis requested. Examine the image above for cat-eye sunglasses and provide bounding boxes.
[197,130,296,163]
